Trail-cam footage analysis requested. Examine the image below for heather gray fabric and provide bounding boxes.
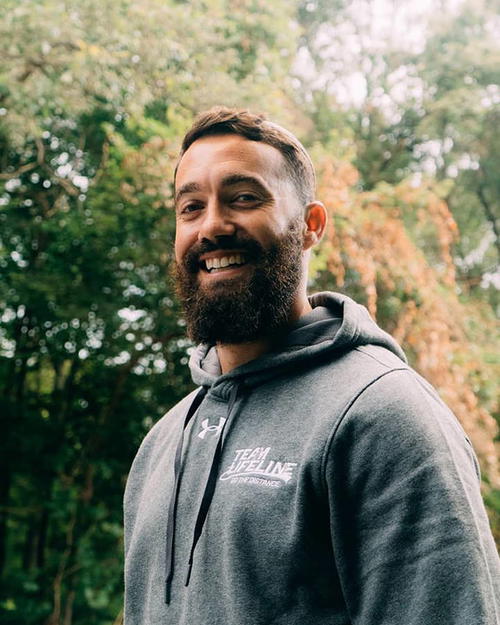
[124,291,500,624]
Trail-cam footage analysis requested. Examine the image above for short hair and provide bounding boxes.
[177,106,316,207]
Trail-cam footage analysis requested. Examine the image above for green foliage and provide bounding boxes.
[0,111,194,622]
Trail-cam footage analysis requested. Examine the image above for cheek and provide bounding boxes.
[174,233,187,263]
[243,212,286,239]
[254,215,298,245]
[174,224,195,260]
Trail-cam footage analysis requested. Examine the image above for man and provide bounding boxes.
[124,107,499,624]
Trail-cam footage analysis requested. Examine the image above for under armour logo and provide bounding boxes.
[198,417,227,440]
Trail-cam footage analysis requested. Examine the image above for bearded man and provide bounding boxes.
[124,108,499,625]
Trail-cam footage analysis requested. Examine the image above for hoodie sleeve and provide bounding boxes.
[325,369,500,625]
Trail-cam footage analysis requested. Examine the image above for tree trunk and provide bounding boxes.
[23,515,38,571]
[37,506,49,569]
[62,588,75,625]
[477,185,500,260]
[45,508,77,625]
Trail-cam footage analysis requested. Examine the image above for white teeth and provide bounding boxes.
[205,254,246,271]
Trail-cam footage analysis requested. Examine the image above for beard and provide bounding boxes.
[173,220,305,345]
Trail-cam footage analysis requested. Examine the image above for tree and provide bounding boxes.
[294,0,500,295]
[0,1,299,622]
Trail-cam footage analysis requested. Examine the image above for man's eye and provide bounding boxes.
[180,202,202,214]
[232,193,259,204]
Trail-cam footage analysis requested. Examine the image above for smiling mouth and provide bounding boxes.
[202,253,247,273]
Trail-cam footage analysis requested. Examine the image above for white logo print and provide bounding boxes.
[220,447,297,488]
[198,417,227,440]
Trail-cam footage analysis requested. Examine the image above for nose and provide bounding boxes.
[197,200,236,242]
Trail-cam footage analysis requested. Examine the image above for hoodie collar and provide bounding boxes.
[188,291,407,396]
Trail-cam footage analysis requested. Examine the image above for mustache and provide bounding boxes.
[182,235,265,273]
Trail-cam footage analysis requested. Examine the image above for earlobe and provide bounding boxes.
[303,201,327,250]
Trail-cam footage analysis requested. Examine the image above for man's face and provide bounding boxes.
[173,134,306,344]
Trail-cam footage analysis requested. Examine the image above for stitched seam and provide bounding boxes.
[354,345,405,369]
[320,367,408,486]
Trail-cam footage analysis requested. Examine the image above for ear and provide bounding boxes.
[302,201,327,250]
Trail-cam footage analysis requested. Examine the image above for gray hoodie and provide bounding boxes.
[124,292,500,624]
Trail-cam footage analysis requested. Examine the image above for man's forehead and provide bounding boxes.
[175,133,287,189]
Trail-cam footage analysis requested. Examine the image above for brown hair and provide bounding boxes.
[177,106,316,206]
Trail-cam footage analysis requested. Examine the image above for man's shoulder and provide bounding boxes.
[127,388,200,475]
[145,387,200,444]
[330,363,472,463]
[315,344,468,448]
[352,343,408,370]
[299,342,410,403]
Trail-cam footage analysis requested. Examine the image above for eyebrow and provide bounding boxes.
[219,174,268,190]
[175,182,202,205]
[174,174,269,205]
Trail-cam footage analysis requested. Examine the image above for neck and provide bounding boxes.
[216,294,312,374]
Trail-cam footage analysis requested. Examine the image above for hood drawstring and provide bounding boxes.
[164,383,241,604]
[185,383,239,587]
[165,386,207,604]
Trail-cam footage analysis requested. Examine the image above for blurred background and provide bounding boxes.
[0,0,498,622]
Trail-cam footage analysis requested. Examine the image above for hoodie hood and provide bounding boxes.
[189,291,407,393]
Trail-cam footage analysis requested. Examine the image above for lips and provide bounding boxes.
[182,237,263,275]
